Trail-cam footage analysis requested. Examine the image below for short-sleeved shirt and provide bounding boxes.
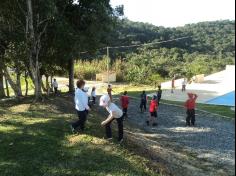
[107,88,112,95]
[52,81,58,88]
[157,90,162,98]
[106,103,123,119]
[91,90,96,97]
[149,100,158,113]
[121,95,129,108]
[140,94,147,102]
[185,99,196,110]
[182,80,187,85]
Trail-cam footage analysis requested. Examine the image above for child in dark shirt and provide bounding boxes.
[157,85,162,106]
[140,91,148,113]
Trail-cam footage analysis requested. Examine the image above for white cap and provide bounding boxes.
[99,95,110,107]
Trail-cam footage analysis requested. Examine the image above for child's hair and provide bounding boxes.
[142,91,146,94]
[158,85,161,89]
[108,84,111,88]
[124,91,127,95]
[152,95,157,100]
[76,80,85,88]
[92,87,96,91]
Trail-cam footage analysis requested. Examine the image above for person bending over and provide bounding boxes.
[100,95,124,143]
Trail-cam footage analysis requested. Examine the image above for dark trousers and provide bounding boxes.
[105,116,124,141]
[186,109,195,126]
[123,108,128,118]
[140,101,147,112]
[157,96,161,105]
[182,85,186,92]
[92,97,96,104]
[54,87,58,94]
[72,110,87,131]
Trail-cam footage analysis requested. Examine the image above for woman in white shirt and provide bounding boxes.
[100,95,124,143]
[71,80,90,133]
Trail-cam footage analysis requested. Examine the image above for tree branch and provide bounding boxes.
[16,0,26,16]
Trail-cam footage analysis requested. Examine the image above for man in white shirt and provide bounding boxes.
[100,95,124,143]
[52,79,58,94]
[71,80,90,133]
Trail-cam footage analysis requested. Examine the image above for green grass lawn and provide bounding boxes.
[0,95,157,176]
[111,86,235,119]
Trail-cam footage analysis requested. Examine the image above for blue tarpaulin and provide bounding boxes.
[206,91,235,107]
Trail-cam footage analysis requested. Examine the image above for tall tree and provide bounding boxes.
[61,0,123,92]
[0,60,5,98]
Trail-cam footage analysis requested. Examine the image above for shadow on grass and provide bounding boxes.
[0,95,155,176]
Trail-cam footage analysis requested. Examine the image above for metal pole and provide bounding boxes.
[107,47,110,85]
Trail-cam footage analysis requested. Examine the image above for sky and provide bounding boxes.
[111,0,235,27]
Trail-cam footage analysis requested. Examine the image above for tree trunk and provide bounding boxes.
[50,75,53,92]
[25,71,29,96]
[3,68,21,97]
[16,71,23,96]
[68,58,75,93]
[45,75,50,95]
[34,55,42,100]
[0,68,5,98]
[5,76,9,97]
[41,75,47,93]
[26,0,43,101]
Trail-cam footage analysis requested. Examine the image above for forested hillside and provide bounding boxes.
[110,19,235,55]
[76,19,235,84]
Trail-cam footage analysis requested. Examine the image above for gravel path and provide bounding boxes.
[115,97,235,176]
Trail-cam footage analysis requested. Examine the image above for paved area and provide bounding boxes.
[153,66,235,104]
[115,98,235,176]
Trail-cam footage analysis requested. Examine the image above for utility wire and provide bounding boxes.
[79,36,192,54]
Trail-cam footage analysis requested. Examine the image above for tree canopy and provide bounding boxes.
[0,0,123,99]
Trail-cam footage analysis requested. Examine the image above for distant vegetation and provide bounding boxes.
[76,19,235,84]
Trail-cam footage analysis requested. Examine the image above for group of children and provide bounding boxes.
[71,80,198,143]
[138,86,162,127]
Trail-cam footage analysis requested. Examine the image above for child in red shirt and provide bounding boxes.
[185,93,198,126]
[147,95,158,126]
[120,91,129,119]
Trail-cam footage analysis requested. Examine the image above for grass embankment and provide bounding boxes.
[111,85,235,119]
[0,95,157,176]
